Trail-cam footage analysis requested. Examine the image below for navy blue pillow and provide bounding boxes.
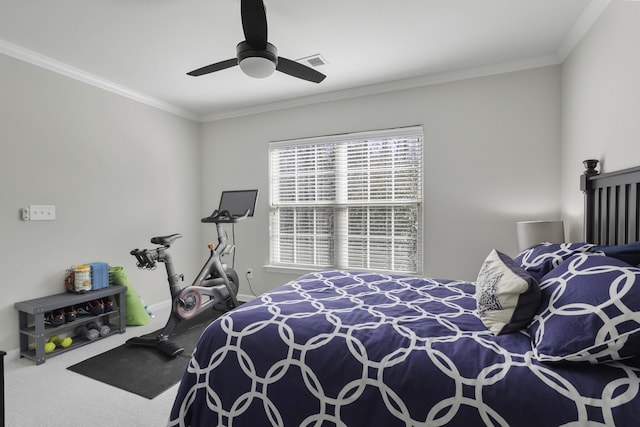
[594,241,640,266]
[514,242,597,282]
[529,254,640,363]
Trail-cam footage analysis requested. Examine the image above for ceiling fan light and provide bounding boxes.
[236,41,278,79]
[239,56,276,78]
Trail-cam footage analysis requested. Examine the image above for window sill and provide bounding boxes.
[264,264,421,277]
[263,265,321,276]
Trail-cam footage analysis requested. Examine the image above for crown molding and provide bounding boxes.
[557,0,612,61]
[201,54,562,122]
[0,39,200,122]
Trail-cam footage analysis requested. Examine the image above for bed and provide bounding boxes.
[169,160,640,426]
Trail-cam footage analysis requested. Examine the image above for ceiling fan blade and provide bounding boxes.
[187,58,238,76]
[276,57,326,83]
[241,0,268,49]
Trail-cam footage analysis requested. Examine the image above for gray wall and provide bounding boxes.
[0,54,202,351]
[561,1,640,240]
[201,66,563,296]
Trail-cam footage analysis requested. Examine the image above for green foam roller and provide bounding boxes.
[109,266,151,326]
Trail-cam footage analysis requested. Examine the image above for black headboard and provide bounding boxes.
[581,159,640,245]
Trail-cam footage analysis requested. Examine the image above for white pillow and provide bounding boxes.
[476,249,541,335]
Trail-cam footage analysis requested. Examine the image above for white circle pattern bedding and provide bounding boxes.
[169,265,640,427]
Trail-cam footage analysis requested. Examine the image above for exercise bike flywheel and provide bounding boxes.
[175,288,202,319]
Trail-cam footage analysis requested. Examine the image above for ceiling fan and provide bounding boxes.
[187,0,326,83]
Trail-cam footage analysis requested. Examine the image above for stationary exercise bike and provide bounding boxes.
[127,190,258,358]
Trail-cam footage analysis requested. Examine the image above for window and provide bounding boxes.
[269,126,423,274]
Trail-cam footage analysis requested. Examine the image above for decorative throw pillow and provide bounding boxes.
[476,249,541,335]
[529,253,640,363]
[514,242,598,282]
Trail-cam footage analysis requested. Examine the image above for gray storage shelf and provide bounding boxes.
[15,285,126,365]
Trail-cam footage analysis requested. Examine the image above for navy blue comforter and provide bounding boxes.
[169,271,640,426]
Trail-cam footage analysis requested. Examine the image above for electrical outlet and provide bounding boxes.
[29,204,56,221]
[22,207,30,220]
[246,268,253,279]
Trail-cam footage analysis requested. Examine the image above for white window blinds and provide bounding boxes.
[269,126,423,274]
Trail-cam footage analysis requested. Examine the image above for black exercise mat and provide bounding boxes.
[67,309,223,399]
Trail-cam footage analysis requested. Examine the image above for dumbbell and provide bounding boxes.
[87,321,111,337]
[44,340,56,353]
[51,335,73,348]
[44,335,73,353]
[75,324,100,341]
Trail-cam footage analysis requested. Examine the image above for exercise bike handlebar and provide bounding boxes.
[201,209,251,224]
[131,247,166,270]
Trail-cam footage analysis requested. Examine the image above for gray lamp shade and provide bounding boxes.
[516,220,565,251]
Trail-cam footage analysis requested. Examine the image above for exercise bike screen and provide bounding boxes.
[218,190,258,217]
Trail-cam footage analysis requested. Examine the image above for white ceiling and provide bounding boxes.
[0,0,610,122]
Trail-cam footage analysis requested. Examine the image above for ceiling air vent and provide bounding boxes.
[298,54,328,68]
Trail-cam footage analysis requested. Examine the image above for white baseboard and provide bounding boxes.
[148,298,171,314]
[147,294,256,314]
[237,293,257,303]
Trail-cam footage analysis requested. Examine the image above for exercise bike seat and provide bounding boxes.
[150,234,183,246]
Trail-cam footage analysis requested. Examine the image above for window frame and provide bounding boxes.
[268,126,424,275]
